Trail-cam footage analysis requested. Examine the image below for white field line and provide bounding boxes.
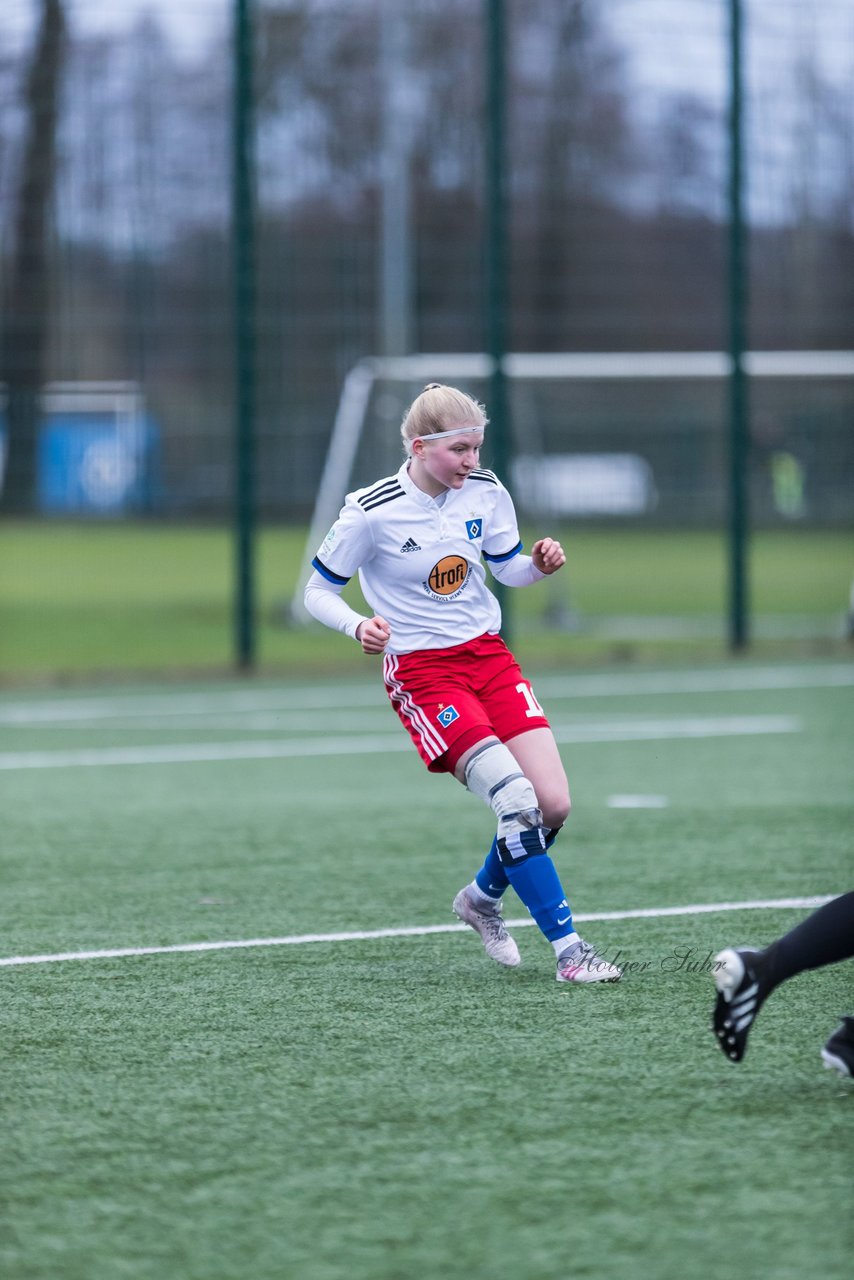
[608,794,669,808]
[0,662,851,725]
[0,895,836,969]
[0,715,801,770]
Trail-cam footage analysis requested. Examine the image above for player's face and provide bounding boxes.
[417,433,484,493]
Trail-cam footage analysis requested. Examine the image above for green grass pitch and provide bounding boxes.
[1,660,852,1279]
[0,521,852,678]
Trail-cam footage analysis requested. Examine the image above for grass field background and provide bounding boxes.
[1,521,852,679]
[1,660,852,1279]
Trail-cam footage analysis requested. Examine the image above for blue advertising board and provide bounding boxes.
[0,406,160,513]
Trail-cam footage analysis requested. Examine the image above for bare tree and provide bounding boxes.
[1,0,65,513]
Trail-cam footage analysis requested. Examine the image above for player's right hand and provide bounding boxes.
[356,616,391,654]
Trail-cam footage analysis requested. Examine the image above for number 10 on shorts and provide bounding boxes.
[517,682,546,718]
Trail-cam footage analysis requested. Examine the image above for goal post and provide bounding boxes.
[289,349,854,626]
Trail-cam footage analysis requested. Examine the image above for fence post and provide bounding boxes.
[485,0,511,638]
[727,0,749,650]
[233,0,257,670]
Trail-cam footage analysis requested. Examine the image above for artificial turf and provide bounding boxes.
[1,662,851,1278]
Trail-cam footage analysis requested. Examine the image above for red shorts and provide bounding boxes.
[382,633,551,774]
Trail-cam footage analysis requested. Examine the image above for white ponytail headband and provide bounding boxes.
[412,424,486,444]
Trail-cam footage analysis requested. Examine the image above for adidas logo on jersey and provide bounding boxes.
[400,537,421,553]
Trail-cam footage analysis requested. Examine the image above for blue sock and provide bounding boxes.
[505,854,573,942]
[498,829,573,942]
[474,827,562,901]
[474,838,508,899]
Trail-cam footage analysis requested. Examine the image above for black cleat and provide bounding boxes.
[821,1016,854,1079]
[712,948,766,1062]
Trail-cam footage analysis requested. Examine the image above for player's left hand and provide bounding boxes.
[531,537,566,575]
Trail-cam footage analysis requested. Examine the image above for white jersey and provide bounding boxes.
[310,461,527,654]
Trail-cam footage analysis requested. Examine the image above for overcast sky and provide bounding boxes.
[3,0,852,93]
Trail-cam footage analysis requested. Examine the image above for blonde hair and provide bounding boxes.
[400,384,488,455]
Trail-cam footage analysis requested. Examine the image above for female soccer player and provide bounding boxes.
[304,383,621,984]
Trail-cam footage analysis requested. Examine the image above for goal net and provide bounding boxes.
[290,350,854,623]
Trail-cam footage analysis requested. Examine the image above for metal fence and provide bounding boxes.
[1,0,852,526]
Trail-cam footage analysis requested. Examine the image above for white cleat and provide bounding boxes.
[452,887,521,968]
[556,938,622,984]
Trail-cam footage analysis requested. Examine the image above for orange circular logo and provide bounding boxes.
[427,555,469,595]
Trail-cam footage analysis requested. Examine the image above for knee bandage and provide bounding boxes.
[464,741,545,860]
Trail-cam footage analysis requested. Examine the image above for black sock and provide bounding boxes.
[759,891,854,995]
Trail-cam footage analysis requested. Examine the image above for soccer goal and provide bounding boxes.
[289,349,854,623]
